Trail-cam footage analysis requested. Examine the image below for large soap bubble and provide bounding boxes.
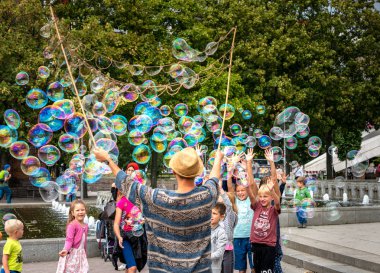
[38,145,61,166]
[4,109,21,129]
[9,141,30,159]
[132,144,151,164]
[21,156,41,176]
[39,181,60,202]
[27,123,53,148]
[29,167,51,188]
[15,71,29,85]
[26,88,48,109]
[0,125,18,148]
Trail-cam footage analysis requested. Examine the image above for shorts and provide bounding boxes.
[233,237,254,270]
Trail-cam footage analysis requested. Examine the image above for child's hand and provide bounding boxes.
[265,149,274,162]
[195,144,202,156]
[245,148,255,162]
[267,179,275,192]
[118,237,124,248]
[59,249,68,257]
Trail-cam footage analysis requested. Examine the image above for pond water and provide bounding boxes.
[0,206,102,239]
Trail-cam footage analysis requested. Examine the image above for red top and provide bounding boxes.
[250,202,280,247]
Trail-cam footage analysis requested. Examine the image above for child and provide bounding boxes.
[57,200,89,273]
[113,187,146,273]
[0,164,12,204]
[211,202,228,273]
[1,219,24,273]
[218,180,238,273]
[247,178,281,273]
[228,152,254,273]
[294,176,312,228]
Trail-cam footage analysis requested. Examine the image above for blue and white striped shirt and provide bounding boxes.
[116,171,219,273]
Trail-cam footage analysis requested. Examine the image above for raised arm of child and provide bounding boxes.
[245,148,258,197]
[267,178,280,211]
[265,149,281,198]
[246,179,257,206]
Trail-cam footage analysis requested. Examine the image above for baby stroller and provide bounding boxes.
[96,200,116,262]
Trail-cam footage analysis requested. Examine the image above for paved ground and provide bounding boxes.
[24,257,305,273]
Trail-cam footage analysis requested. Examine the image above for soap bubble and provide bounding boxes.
[38,106,65,132]
[174,103,188,117]
[74,77,87,96]
[128,115,153,134]
[274,106,300,138]
[26,88,48,109]
[27,123,53,148]
[39,181,60,202]
[128,129,146,146]
[9,141,29,159]
[92,101,107,116]
[121,84,140,102]
[110,115,128,136]
[58,133,79,153]
[96,138,116,152]
[103,88,120,113]
[90,76,107,93]
[205,41,218,55]
[270,147,283,162]
[2,213,17,226]
[29,167,51,188]
[131,170,147,185]
[4,109,21,129]
[296,127,310,138]
[21,156,40,176]
[0,125,18,148]
[145,66,163,76]
[160,105,171,116]
[39,23,51,38]
[69,156,85,175]
[230,124,242,136]
[254,129,263,138]
[178,116,195,134]
[38,145,61,166]
[150,133,167,153]
[242,110,252,120]
[37,66,50,79]
[83,171,103,184]
[140,80,158,102]
[15,71,29,85]
[132,144,151,164]
[346,150,358,160]
[246,136,256,148]
[219,104,235,120]
[184,133,198,147]
[258,135,272,149]
[64,112,87,138]
[53,99,75,119]
[256,105,266,115]
[308,136,322,150]
[328,145,338,156]
[308,147,320,157]
[56,173,77,194]
[47,81,64,101]
[325,202,341,221]
[285,137,298,150]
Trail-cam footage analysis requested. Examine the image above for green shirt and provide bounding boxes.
[295,187,311,202]
[2,238,23,272]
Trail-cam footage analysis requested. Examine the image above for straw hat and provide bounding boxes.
[169,147,204,178]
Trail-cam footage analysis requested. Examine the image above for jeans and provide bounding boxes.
[0,186,12,203]
[66,192,76,202]
[233,238,254,270]
[0,269,21,273]
[296,207,308,224]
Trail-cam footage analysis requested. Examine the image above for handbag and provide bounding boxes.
[103,200,116,220]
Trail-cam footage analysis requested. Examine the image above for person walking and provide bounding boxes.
[0,164,12,204]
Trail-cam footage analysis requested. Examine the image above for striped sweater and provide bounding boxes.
[116,171,219,273]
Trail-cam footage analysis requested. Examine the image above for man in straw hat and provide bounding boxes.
[94,146,224,273]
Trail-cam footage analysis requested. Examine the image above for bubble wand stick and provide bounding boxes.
[49,5,97,147]
[218,27,237,151]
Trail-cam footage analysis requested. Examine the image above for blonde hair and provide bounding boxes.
[67,199,87,226]
[4,219,23,235]
[226,191,238,214]
[258,184,271,196]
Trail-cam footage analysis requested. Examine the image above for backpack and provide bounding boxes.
[0,170,5,183]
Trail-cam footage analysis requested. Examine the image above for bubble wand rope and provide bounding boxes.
[49,5,96,147]
[218,27,237,151]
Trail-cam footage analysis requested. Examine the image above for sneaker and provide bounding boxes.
[118,264,126,271]
[303,223,307,228]
[297,224,303,228]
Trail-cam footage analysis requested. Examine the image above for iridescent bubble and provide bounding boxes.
[110,115,128,136]
[21,156,40,176]
[29,167,51,188]
[328,145,338,156]
[25,122,31,127]
[242,110,252,120]
[184,133,198,147]
[37,66,50,79]
[198,96,217,112]
[103,88,120,113]
[274,106,300,138]
[346,150,358,160]
[269,127,283,141]
[256,105,266,115]
[295,112,310,126]
[132,144,151,164]
[308,147,320,157]
[254,129,263,138]
[9,141,29,159]
[47,81,64,101]
[39,23,51,38]
[58,133,79,153]
[92,101,107,116]
[83,172,103,184]
[231,137,247,154]
[246,136,256,148]
[69,156,85,175]
[308,136,322,150]
[39,182,60,202]
[74,77,87,96]
[38,106,65,132]
[4,109,21,129]
[163,150,176,168]
[90,76,107,93]
[224,146,237,157]
[131,170,147,185]
[149,96,162,107]
[145,66,163,76]
[140,80,158,102]
[129,115,153,134]
[174,103,188,117]
[160,105,171,116]
[53,99,75,119]
[194,115,205,127]
[121,84,140,102]
[150,132,167,153]
[38,145,61,166]
[201,105,219,122]
[27,123,53,148]
[270,147,283,162]
[325,202,341,221]
[205,41,218,55]
[97,116,115,132]
[258,135,272,149]
[230,124,242,136]
[172,38,195,61]
[205,116,222,132]
[285,137,298,150]
[219,104,235,120]
[128,129,146,146]
[64,112,87,139]
[299,198,315,219]
[128,64,144,76]
[84,154,105,176]
[168,138,188,150]
[15,71,29,85]
[26,88,48,109]
[56,173,77,194]
[0,125,17,148]
[296,126,310,138]
[95,138,116,151]
[178,116,195,134]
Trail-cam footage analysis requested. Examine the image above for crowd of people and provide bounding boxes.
[0,146,316,273]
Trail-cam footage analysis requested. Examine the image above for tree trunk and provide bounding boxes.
[326,131,334,179]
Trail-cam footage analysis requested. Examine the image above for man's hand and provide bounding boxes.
[93,147,111,162]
